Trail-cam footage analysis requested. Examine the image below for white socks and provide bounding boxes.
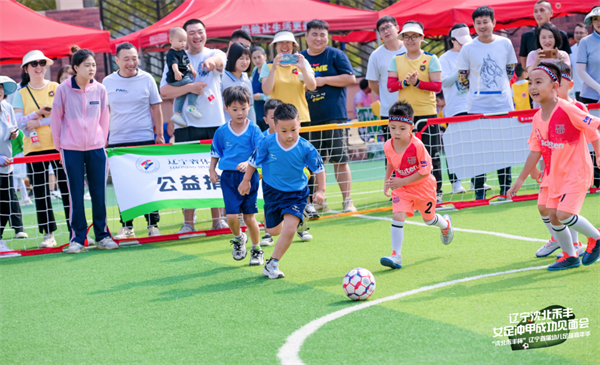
[551,224,576,257]
[391,220,404,256]
[541,215,555,239]
[425,214,449,230]
[561,215,600,240]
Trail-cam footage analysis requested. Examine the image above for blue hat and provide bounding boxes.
[0,76,17,95]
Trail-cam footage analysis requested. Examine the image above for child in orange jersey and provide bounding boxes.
[508,63,600,271]
[380,101,453,270]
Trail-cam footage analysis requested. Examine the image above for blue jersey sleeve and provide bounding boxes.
[210,128,223,158]
[304,141,325,174]
[249,137,269,168]
[252,124,265,150]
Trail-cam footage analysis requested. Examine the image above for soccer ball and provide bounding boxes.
[343,268,376,301]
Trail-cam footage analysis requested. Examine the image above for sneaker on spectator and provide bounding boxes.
[0,239,10,253]
[50,190,61,200]
[83,191,91,201]
[305,203,319,219]
[170,112,187,127]
[212,219,229,230]
[193,212,197,224]
[185,105,202,119]
[66,241,86,254]
[148,226,161,237]
[451,181,466,194]
[342,197,357,213]
[231,233,248,261]
[436,192,443,204]
[19,197,33,206]
[87,236,95,245]
[177,224,195,234]
[536,238,560,257]
[469,182,492,191]
[314,199,329,213]
[260,233,274,246]
[249,247,264,266]
[97,237,119,250]
[262,258,285,279]
[114,227,135,240]
[238,215,246,227]
[40,233,57,248]
[15,231,28,239]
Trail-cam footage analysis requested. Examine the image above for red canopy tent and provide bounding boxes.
[110,0,379,52]
[332,0,597,43]
[0,0,111,64]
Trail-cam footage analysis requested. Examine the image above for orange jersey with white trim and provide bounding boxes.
[384,135,437,200]
[528,98,600,197]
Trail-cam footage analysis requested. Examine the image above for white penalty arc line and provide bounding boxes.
[278,264,549,365]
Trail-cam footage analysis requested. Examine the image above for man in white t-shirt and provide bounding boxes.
[103,43,164,240]
[440,24,473,195]
[457,6,518,200]
[571,22,588,101]
[365,16,406,132]
[159,18,228,233]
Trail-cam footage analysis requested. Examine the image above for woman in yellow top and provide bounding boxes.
[387,21,444,202]
[259,30,316,125]
[13,50,71,248]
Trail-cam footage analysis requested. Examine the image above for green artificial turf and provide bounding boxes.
[1,194,598,364]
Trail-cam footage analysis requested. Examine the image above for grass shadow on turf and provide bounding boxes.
[162,254,199,263]
[150,275,270,302]
[89,266,239,295]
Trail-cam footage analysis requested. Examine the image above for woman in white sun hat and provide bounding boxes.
[259,30,316,125]
[1,76,27,252]
[12,50,71,249]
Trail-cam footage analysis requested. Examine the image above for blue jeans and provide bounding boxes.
[169,74,198,113]
[62,148,111,244]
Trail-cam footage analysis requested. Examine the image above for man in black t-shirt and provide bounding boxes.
[519,0,571,69]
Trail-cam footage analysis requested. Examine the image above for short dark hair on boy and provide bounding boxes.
[557,61,572,77]
[472,6,495,22]
[273,103,299,124]
[306,19,329,33]
[264,98,284,115]
[388,101,414,119]
[183,19,205,32]
[377,16,397,31]
[116,42,136,56]
[223,86,250,107]
[359,79,369,90]
[536,23,562,50]
[231,29,252,43]
[515,63,526,78]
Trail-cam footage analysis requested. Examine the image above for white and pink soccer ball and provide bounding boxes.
[343,268,376,301]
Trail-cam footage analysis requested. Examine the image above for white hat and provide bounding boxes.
[450,27,473,45]
[270,31,299,46]
[21,50,54,68]
[399,23,424,36]
[0,76,17,95]
[584,6,600,27]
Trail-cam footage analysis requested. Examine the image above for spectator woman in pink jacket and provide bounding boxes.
[51,49,118,254]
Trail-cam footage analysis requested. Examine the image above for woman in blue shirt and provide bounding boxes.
[251,46,269,131]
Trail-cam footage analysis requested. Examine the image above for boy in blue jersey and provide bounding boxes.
[240,103,326,279]
[210,86,265,266]
[262,98,282,137]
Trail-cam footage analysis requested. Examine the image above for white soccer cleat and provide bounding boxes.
[114,227,135,240]
[342,197,357,213]
[536,238,560,257]
[452,181,466,194]
[380,255,402,269]
[440,214,454,245]
[148,226,161,237]
[40,234,57,248]
[262,259,285,279]
[170,112,187,127]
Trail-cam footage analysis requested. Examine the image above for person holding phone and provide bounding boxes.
[526,22,570,74]
[12,50,71,248]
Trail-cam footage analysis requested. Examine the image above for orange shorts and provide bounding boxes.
[537,187,549,206]
[544,189,588,215]
[392,194,436,221]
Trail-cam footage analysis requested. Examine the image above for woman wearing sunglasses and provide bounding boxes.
[12,50,71,249]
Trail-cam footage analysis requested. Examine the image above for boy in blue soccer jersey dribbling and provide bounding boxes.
[239,103,326,279]
[210,86,264,266]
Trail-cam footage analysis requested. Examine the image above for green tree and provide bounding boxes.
[17,0,56,11]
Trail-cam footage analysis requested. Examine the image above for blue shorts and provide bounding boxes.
[263,181,309,229]
[220,170,259,215]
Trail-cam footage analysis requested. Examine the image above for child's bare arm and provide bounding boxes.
[171,63,182,81]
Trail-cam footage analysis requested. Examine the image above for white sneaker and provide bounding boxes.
[260,233,274,246]
[83,191,91,201]
[469,182,492,191]
[262,259,285,279]
[440,214,454,245]
[40,234,57,248]
[249,247,264,266]
[97,237,119,250]
[15,231,28,239]
[148,226,161,237]
[186,105,203,119]
[114,227,135,240]
[87,236,95,245]
[19,198,33,206]
[66,241,86,254]
[177,224,195,234]
[535,238,560,257]
[50,190,61,199]
[342,197,357,213]
[451,181,466,194]
[305,203,319,219]
[314,199,330,213]
[0,239,10,253]
[212,219,229,230]
[231,233,248,261]
[170,112,187,127]
[297,230,313,241]
[557,243,586,259]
